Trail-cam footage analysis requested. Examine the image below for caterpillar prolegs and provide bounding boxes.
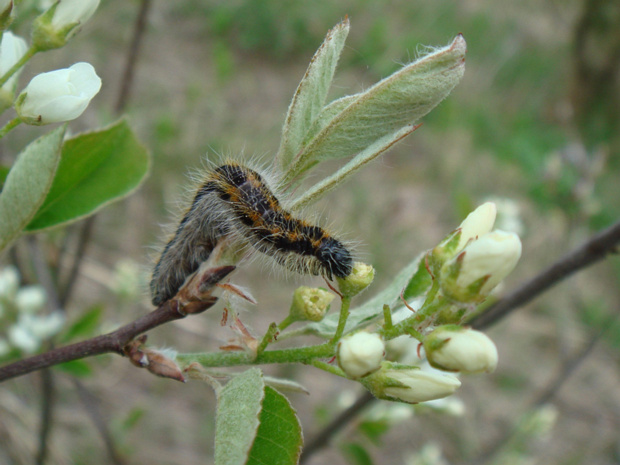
[150,163,353,306]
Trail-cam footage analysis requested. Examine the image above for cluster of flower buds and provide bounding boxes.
[336,331,462,404]
[430,202,522,303]
[334,202,520,404]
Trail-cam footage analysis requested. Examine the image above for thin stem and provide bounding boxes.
[0,117,22,139]
[73,379,126,465]
[114,0,152,114]
[177,342,335,368]
[58,216,95,307]
[35,368,54,465]
[255,323,278,358]
[278,314,297,331]
[0,45,37,89]
[382,304,393,330]
[310,359,347,378]
[330,296,352,345]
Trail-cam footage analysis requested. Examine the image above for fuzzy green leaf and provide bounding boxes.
[276,18,349,169]
[215,368,265,465]
[283,35,467,182]
[246,386,303,465]
[290,125,418,210]
[0,125,66,252]
[25,119,150,231]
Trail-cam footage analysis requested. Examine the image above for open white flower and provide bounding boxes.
[16,62,101,124]
[338,332,385,378]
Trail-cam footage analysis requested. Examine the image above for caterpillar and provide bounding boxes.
[150,162,353,306]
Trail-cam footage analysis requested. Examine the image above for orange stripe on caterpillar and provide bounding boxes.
[150,163,353,306]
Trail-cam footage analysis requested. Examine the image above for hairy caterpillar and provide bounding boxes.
[150,162,353,306]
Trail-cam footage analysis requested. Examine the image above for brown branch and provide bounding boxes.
[471,218,620,330]
[114,0,152,114]
[0,265,235,383]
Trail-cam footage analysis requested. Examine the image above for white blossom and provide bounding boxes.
[0,32,27,107]
[15,286,46,314]
[425,327,498,373]
[16,62,101,124]
[383,367,461,404]
[50,0,99,30]
[338,332,385,378]
[455,202,497,251]
[0,266,19,299]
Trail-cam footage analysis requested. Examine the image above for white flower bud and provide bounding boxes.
[337,332,385,378]
[430,202,497,270]
[424,326,498,373]
[440,230,522,302]
[24,311,65,339]
[8,324,39,353]
[16,62,101,124]
[455,202,497,251]
[362,362,461,404]
[15,286,47,314]
[0,32,28,111]
[0,266,20,299]
[50,0,99,30]
[32,0,100,50]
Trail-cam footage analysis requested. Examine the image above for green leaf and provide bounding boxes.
[215,368,265,465]
[402,256,433,300]
[247,386,303,465]
[59,305,103,343]
[358,420,390,444]
[25,119,150,231]
[0,164,9,190]
[341,442,374,465]
[276,18,349,170]
[283,35,467,183]
[290,125,418,210]
[301,253,425,338]
[0,125,66,252]
[55,359,93,377]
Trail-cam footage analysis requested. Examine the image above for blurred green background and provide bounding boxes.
[2,0,620,464]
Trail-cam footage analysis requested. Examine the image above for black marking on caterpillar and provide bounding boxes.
[150,162,353,306]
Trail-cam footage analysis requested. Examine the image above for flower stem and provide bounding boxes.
[255,322,279,358]
[310,360,347,378]
[176,341,336,368]
[0,117,21,139]
[278,314,296,331]
[0,45,37,89]
[330,296,352,345]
